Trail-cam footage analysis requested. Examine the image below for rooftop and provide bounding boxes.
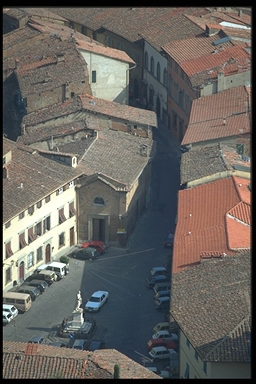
[170,250,251,362]
[172,175,251,274]
[181,85,251,146]
[3,341,161,379]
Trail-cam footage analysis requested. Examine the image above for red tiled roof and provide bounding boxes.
[76,39,135,64]
[172,175,251,273]
[181,86,251,145]
[181,44,250,77]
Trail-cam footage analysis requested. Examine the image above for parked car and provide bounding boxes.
[72,339,87,350]
[3,311,13,325]
[146,366,171,379]
[154,290,170,300]
[85,291,109,312]
[147,338,177,351]
[149,346,178,361]
[81,241,109,254]
[72,247,100,261]
[152,330,178,342]
[153,322,170,333]
[48,341,66,348]
[11,285,41,301]
[153,282,171,295]
[154,296,170,312]
[146,275,170,288]
[87,339,105,351]
[28,335,45,344]
[164,233,174,247]
[27,280,48,293]
[3,304,19,319]
[149,266,169,277]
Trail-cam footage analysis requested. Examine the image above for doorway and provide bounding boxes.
[45,243,51,263]
[70,226,75,247]
[92,218,106,242]
[19,261,24,282]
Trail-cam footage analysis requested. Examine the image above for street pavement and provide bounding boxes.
[3,120,181,371]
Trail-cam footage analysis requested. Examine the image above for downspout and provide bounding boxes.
[126,63,137,104]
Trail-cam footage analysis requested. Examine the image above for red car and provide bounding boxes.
[146,338,177,352]
[81,241,109,255]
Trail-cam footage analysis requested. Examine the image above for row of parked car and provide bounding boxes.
[27,334,105,351]
[146,266,171,312]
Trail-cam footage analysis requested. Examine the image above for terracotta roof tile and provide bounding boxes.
[170,251,251,362]
[181,86,251,146]
[172,176,251,273]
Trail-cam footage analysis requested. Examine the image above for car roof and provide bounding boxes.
[155,330,170,335]
[151,346,168,352]
[29,335,44,342]
[151,266,167,271]
[90,291,108,297]
[157,296,170,301]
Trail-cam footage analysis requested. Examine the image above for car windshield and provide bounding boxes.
[89,296,100,302]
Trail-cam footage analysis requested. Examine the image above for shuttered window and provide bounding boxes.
[5,241,13,258]
[28,227,37,243]
[59,208,66,224]
[19,232,27,249]
[69,201,76,218]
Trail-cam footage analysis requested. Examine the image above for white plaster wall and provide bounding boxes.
[79,50,129,103]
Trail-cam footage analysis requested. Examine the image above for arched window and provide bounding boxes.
[93,197,105,206]
[164,68,168,87]
[150,56,154,75]
[156,62,160,81]
[144,51,148,70]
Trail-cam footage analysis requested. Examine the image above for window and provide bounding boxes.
[150,56,154,75]
[172,111,177,131]
[57,187,63,195]
[186,339,190,348]
[169,57,172,67]
[156,62,160,81]
[43,216,51,233]
[27,252,34,269]
[3,156,6,165]
[135,51,140,64]
[133,124,137,130]
[28,205,34,215]
[19,232,27,249]
[59,232,65,247]
[69,201,76,218]
[185,93,189,113]
[35,221,42,236]
[194,351,199,361]
[93,197,104,206]
[5,221,11,229]
[174,82,178,102]
[28,226,36,244]
[184,363,190,379]
[45,195,50,203]
[163,68,167,87]
[203,362,207,374]
[37,200,42,209]
[69,180,74,188]
[149,87,154,105]
[144,51,148,70]
[19,211,25,219]
[174,61,178,73]
[37,246,43,262]
[168,74,172,95]
[143,83,148,99]
[5,241,13,258]
[178,90,184,109]
[92,70,96,83]
[5,267,11,285]
[59,208,66,224]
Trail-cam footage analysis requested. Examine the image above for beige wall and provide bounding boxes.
[3,181,78,291]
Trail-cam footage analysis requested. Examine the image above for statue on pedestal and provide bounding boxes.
[75,290,82,312]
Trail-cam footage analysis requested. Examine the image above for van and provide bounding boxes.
[3,304,19,319]
[154,290,170,300]
[13,285,41,301]
[3,311,13,325]
[154,297,170,311]
[46,262,68,279]
[3,292,32,313]
[153,282,171,295]
[150,267,168,277]
[153,322,169,333]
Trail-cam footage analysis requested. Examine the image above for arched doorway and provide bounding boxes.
[45,244,51,263]
[19,261,24,282]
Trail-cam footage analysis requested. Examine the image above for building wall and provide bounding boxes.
[79,49,129,104]
[3,181,78,292]
[143,41,168,123]
[210,361,251,379]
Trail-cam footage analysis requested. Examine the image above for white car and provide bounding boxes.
[152,330,178,341]
[85,291,109,312]
[149,346,178,361]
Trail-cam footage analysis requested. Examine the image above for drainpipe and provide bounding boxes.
[126,63,137,104]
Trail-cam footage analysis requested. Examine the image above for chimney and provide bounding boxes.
[239,9,243,17]
[217,71,224,92]
[15,58,20,69]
